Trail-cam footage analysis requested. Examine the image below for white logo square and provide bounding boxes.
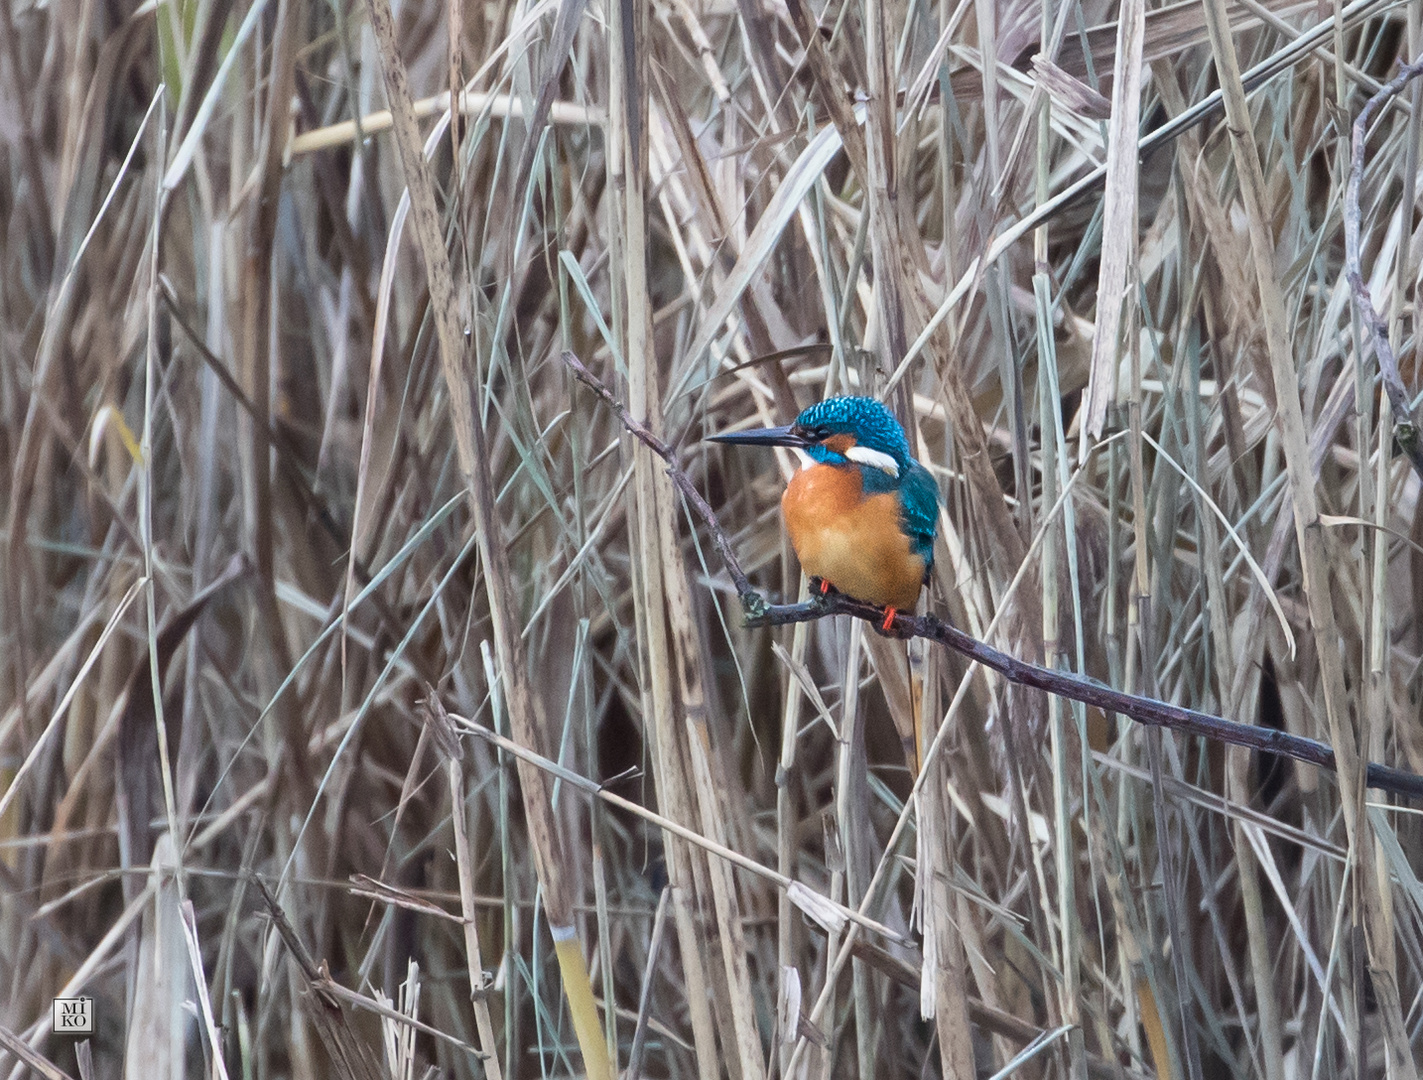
[52,997,93,1034]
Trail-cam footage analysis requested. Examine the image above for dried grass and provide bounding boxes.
[4,0,1423,1077]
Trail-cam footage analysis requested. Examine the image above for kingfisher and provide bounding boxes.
[709,397,938,631]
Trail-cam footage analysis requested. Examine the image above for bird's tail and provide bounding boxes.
[910,643,924,778]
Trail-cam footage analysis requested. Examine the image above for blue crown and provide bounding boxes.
[794,397,912,466]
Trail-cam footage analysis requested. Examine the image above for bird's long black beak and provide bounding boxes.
[706,424,809,448]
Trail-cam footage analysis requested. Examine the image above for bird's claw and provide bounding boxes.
[873,607,913,639]
[807,579,833,612]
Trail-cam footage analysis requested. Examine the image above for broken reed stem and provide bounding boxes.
[427,700,504,1080]
[1344,54,1423,482]
[559,350,1423,803]
[286,89,603,156]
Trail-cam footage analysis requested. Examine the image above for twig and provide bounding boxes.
[561,350,765,616]
[0,1026,74,1080]
[425,696,504,1079]
[308,968,489,1061]
[1345,55,1423,481]
[253,876,388,1080]
[560,350,1423,802]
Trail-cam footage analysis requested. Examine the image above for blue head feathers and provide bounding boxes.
[792,397,912,471]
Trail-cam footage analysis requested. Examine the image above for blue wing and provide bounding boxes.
[897,462,939,570]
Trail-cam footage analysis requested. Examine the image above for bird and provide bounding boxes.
[709,396,939,631]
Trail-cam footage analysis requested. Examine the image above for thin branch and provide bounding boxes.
[561,350,1423,802]
[1345,55,1423,481]
[562,350,765,615]
[756,595,1423,799]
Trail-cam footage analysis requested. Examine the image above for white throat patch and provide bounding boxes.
[844,445,900,477]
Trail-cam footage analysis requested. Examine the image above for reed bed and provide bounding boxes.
[3,0,1423,1077]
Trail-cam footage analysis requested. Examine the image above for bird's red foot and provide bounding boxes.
[881,607,898,631]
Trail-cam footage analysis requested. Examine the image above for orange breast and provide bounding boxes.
[781,464,926,610]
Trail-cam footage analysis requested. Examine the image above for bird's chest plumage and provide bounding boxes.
[781,463,926,610]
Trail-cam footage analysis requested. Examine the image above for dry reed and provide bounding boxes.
[4,0,1423,1078]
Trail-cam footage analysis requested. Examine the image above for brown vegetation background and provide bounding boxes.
[3,0,1423,1077]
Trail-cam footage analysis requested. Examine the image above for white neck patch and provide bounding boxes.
[844,445,900,477]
